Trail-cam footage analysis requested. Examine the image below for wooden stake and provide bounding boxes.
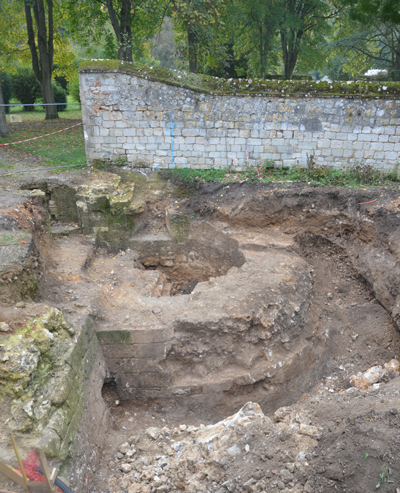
[0,460,28,490]
[9,433,29,491]
[37,451,56,493]
[49,468,58,484]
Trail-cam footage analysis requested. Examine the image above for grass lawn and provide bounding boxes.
[166,162,400,190]
[0,99,85,170]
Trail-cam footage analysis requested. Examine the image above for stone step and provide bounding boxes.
[51,224,81,237]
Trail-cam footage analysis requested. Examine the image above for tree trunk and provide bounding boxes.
[119,0,133,61]
[0,76,8,137]
[259,26,265,78]
[281,30,301,79]
[261,24,273,79]
[106,0,133,62]
[394,39,400,81]
[24,0,58,120]
[188,29,197,73]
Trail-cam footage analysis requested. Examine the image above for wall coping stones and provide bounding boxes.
[79,59,400,99]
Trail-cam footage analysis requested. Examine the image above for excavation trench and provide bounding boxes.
[1,175,400,492]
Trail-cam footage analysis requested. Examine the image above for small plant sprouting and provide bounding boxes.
[364,452,369,459]
[376,465,393,489]
[306,150,316,169]
[116,156,127,166]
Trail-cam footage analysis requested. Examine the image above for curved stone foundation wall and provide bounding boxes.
[79,68,400,171]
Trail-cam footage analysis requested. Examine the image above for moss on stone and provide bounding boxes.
[0,310,100,459]
[79,59,400,99]
[96,330,132,344]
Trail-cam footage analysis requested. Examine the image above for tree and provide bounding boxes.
[0,74,7,137]
[336,0,400,79]
[24,0,59,119]
[227,0,281,78]
[278,0,334,79]
[151,17,178,69]
[345,0,400,24]
[65,0,166,63]
[0,0,28,136]
[172,0,225,73]
[106,0,133,61]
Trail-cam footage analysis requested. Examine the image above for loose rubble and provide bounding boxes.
[107,402,321,493]
[350,359,400,390]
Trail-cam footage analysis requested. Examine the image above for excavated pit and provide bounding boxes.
[2,175,400,492]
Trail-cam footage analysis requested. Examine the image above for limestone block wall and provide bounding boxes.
[79,69,400,170]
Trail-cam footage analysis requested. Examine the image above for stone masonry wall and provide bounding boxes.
[79,69,400,170]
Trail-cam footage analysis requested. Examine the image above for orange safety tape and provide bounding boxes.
[0,122,83,147]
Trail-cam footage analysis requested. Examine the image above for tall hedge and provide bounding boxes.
[12,67,41,111]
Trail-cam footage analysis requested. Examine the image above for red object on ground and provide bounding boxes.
[16,450,43,482]
[16,450,63,492]
[359,199,377,205]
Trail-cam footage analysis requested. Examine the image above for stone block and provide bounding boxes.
[182,128,199,137]
[358,134,378,142]
[384,126,396,135]
[352,141,363,150]
[331,140,343,149]
[165,209,190,243]
[383,143,395,151]
[386,151,397,160]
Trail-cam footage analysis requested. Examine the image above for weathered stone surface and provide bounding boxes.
[385,359,400,371]
[0,308,73,398]
[120,463,132,473]
[350,360,400,390]
[0,322,11,332]
[119,442,130,454]
[165,210,189,243]
[146,427,160,440]
[0,309,101,460]
[0,212,38,302]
